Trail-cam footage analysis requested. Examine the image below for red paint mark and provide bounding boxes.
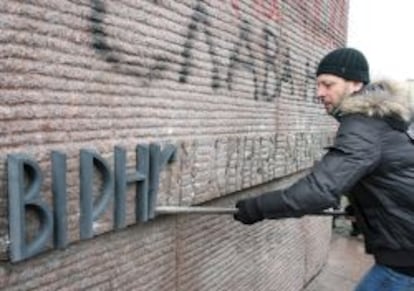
[229,0,282,22]
[231,0,240,17]
[313,0,324,21]
[256,0,282,21]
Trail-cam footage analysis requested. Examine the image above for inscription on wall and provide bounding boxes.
[88,0,345,102]
[7,143,176,263]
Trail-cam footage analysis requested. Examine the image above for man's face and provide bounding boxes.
[316,74,363,115]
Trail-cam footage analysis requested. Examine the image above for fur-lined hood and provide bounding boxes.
[339,80,414,123]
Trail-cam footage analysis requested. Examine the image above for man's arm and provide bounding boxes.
[234,116,382,224]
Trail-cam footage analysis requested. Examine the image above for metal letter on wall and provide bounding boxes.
[147,143,176,220]
[114,145,149,228]
[115,143,176,223]
[135,144,150,222]
[79,150,114,239]
[52,151,68,249]
[6,143,176,262]
[7,154,53,263]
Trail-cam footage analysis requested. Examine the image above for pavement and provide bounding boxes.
[303,217,374,291]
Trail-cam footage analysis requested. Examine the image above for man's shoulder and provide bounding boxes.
[339,113,386,129]
[337,114,386,138]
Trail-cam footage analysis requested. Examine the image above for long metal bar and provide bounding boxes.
[156,206,346,216]
[156,206,237,215]
[309,210,347,216]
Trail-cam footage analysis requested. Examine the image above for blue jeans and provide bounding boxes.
[355,264,414,291]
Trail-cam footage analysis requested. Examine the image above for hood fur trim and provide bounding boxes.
[339,80,414,122]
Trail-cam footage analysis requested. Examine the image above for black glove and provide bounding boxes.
[345,204,355,216]
[234,197,264,225]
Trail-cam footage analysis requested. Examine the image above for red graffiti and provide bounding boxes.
[308,0,347,35]
[256,0,282,21]
[231,0,240,17]
[228,0,347,30]
[230,0,282,22]
[329,0,347,34]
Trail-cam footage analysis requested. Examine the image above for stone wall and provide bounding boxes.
[0,0,348,289]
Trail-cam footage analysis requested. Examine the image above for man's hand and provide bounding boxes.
[234,197,264,225]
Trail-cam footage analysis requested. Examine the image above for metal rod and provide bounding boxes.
[311,210,347,216]
[156,206,237,215]
[156,206,346,217]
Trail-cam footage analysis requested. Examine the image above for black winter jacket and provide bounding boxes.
[256,80,414,267]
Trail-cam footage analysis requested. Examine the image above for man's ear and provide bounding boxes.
[350,81,364,94]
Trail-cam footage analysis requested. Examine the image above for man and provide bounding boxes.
[234,48,414,290]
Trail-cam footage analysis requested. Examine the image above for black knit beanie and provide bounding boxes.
[316,48,370,84]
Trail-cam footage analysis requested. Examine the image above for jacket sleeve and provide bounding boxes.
[257,116,382,219]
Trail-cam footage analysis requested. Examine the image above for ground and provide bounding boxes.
[303,217,374,291]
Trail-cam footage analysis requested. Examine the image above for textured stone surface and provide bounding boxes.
[0,173,333,291]
[0,0,347,289]
[304,220,374,291]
